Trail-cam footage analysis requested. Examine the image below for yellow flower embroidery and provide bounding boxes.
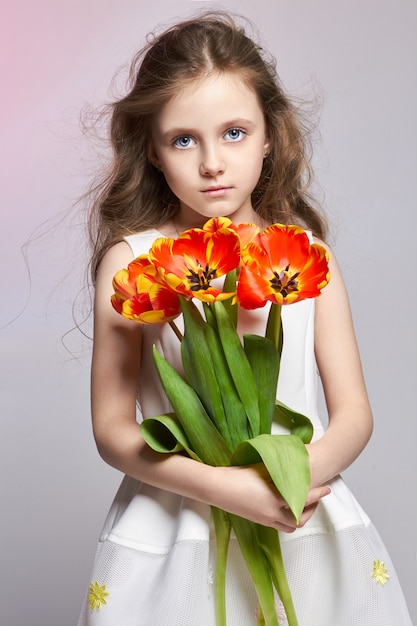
[87,581,109,611]
[371,560,390,586]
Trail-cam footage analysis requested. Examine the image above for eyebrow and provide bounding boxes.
[161,118,256,139]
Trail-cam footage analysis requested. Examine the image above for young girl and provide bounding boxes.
[78,13,412,626]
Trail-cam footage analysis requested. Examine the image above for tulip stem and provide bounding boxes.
[257,525,298,626]
[265,304,283,357]
[257,605,267,625]
[230,515,280,626]
[212,508,231,626]
[169,320,183,342]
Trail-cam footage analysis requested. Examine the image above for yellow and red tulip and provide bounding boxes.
[149,227,241,302]
[111,255,181,324]
[203,216,261,252]
[237,224,330,309]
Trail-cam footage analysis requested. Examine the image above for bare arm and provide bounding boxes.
[91,242,329,532]
[307,244,373,488]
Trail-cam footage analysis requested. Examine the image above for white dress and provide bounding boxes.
[78,229,412,626]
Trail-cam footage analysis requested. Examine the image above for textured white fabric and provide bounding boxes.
[78,229,412,625]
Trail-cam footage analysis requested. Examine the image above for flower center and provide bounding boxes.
[187,263,217,291]
[270,265,299,296]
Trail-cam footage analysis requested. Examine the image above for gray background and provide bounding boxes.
[2,0,416,624]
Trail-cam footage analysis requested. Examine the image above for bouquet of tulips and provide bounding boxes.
[111,217,330,626]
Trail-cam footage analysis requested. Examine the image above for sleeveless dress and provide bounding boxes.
[78,229,412,626]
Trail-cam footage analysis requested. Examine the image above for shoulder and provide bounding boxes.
[124,228,163,257]
[310,237,356,356]
[94,241,137,334]
[97,227,161,282]
[96,240,135,288]
[312,237,346,299]
[311,240,357,365]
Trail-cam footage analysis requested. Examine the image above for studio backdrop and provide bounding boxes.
[1,1,416,624]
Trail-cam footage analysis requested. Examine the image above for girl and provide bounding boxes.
[78,13,412,626]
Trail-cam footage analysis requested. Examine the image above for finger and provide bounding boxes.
[271,506,300,533]
[274,523,297,534]
[273,517,298,533]
[297,486,331,527]
[305,485,331,506]
[296,501,320,528]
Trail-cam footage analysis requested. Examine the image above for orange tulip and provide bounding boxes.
[149,227,241,302]
[111,255,181,324]
[231,221,261,249]
[237,224,330,308]
[202,216,235,233]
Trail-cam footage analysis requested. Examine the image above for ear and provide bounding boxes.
[148,142,162,170]
[263,139,271,157]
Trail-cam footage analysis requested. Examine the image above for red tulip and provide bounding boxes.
[237,224,330,308]
[111,255,181,324]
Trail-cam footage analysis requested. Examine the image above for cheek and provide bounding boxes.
[243,150,265,184]
[160,163,189,194]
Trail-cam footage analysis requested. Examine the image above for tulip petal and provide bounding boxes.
[237,225,330,309]
[111,253,182,324]
[150,228,240,301]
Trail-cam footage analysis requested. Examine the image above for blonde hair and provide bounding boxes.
[87,12,327,281]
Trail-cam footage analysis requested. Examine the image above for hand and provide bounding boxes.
[209,463,330,533]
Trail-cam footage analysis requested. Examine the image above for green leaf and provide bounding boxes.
[265,303,283,357]
[229,515,280,626]
[211,508,231,626]
[207,330,250,447]
[273,401,314,444]
[140,413,202,462]
[212,300,260,437]
[200,306,250,446]
[256,524,299,626]
[183,299,249,446]
[243,334,279,435]
[180,299,231,444]
[231,434,310,523]
[153,348,231,466]
[221,269,238,327]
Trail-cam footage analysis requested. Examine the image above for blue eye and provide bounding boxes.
[225,128,245,141]
[173,136,195,148]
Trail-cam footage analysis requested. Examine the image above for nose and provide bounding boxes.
[199,145,225,177]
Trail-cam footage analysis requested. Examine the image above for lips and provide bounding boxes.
[202,186,231,198]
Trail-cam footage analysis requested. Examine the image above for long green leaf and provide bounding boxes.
[229,515,280,626]
[212,301,260,437]
[211,508,231,626]
[140,413,202,462]
[265,303,283,357]
[256,525,299,626]
[180,299,231,444]
[221,269,238,327]
[273,401,314,444]
[243,334,279,435]
[153,348,231,466]
[201,305,251,446]
[231,434,310,523]
[208,333,250,446]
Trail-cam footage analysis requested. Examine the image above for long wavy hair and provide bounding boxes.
[87,12,327,282]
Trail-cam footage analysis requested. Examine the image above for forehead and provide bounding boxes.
[154,72,264,131]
